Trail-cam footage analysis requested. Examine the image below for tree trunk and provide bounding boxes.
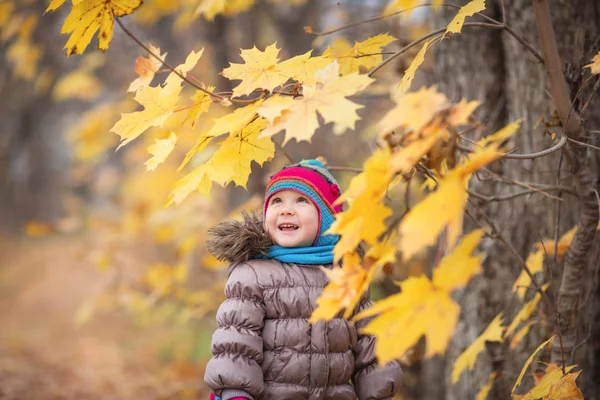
[432,0,600,398]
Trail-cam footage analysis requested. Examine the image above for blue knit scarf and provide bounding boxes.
[264,244,334,265]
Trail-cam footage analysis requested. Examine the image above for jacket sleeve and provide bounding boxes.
[352,298,403,400]
[204,262,265,399]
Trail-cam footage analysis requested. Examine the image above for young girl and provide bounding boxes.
[204,159,402,400]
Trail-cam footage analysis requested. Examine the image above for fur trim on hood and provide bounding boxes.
[206,212,273,264]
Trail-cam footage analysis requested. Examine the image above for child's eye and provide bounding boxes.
[271,197,282,204]
[297,197,309,203]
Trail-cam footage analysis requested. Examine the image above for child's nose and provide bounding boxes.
[280,203,295,215]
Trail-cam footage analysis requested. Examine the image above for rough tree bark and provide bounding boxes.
[432,0,600,399]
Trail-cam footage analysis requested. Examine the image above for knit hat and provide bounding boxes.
[264,159,342,246]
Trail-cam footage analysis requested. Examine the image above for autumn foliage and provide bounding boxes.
[3,0,599,398]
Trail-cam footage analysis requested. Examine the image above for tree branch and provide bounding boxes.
[532,0,600,366]
[116,18,224,102]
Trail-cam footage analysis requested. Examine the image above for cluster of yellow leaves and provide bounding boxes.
[323,33,396,75]
[327,147,395,261]
[512,222,600,300]
[512,339,583,400]
[311,239,397,322]
[112,49,204,148]
[452,314,504,383]
[393,0,487,93]
[353,230,484,364]
[46,0,143,56]
[257,61,374,143]
[167,118,274,205]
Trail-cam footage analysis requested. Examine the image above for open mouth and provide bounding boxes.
[278,223,299,231]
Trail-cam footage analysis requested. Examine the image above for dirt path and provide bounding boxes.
[0,235,208,399]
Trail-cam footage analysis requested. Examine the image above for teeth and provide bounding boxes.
[279,224,297,229]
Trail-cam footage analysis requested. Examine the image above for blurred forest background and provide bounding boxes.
[0,0,599,399]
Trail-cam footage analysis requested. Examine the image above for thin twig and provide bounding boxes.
[503,26,545,64]
[468,188,563,202]
[537,237,567,374]
[554,153,564,266]
[471,205,554,310]
[307,3,499,37]
[567,137,600,151]
[404,172,413,211]
[501,134,567,159]
[477,167,571,200]
[500,0,507,24]
[115,18,223,102]
[581,76,600,112]
[368,23,502,77]
[273,140,294,164]
[327,165,363,173]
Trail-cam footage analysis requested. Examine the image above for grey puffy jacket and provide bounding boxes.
[204,214,402,400]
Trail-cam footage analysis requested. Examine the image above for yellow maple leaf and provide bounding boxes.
[542,371,583,400]
[432,229,484,292]
[222,43,290,97]
[111,49,203,147]
[585,51,600,75]
[183,85,215,130]
[510,320,537,350]
[128,44,167,93]
[207,99,264,138]
[356,275,460,363]
[177,132,213,172]
[355,232,483,362]
[397,35,440,93]
[533,221,600,258]
[397,170,466,260]
[379,86,449,136]
[389,131,444,174]
[448,99,482,126]
[278,50,331,85]
[451,313,504,383]
[166,164,213,206]
[476,371,497,400]
[512,249,544,300]
[208,117,274,187]
[521,364,577,399]
[323,33,396,75]
[310,252,367,322]
[45,0,70,13]
[328,148,395,260]
[167,118,274,205]
[513,336,555,394]
[258,61,374,144]
[478,119,522,147]
[446,0,486,35]
[145,132,177,171]
[53,0,143,56]
[399,145,504,261]
[505,283,549,338]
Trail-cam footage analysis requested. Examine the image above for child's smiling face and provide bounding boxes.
[264,190,319,247]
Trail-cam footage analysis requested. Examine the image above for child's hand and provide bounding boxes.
[210,394,248,400]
